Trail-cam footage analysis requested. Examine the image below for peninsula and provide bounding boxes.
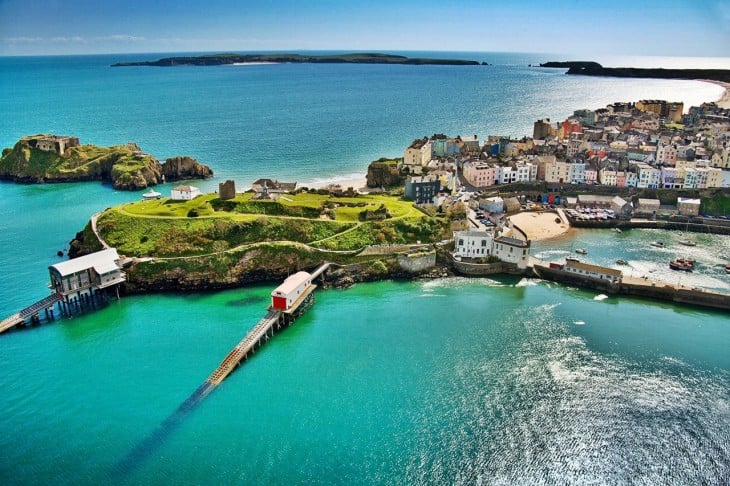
[111,52,482,67]
[0,135,213,190]
[540,61,730,83]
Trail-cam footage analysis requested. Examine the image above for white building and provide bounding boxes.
[492,235,530,268]
[453,226,531,269]
[171,185,202,201]
[454,230,494,259]
[479,196,504,214]
[635,162,661,188]
[564,260,622,283]
[49,248,126,302]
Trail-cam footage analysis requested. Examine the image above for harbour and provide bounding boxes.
[1,52,729,483]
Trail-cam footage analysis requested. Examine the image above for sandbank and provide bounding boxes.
[508,211,571,241]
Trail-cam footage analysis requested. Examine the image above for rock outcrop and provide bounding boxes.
[163,156,214,181]
[0,135,213,190]
[366,159,405,188]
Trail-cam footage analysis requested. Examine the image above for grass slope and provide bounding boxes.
[98,191,447,257]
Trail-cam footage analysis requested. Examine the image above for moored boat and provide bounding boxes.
[650,241,665,248]
[616,259,628,265]
[575,248,587,254]
[678,239,696,246]
[613,227,622,233]
[669,259,693,271]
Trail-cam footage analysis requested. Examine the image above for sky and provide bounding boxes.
[1,0,729,57]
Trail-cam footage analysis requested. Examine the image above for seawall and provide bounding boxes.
[532,263,730,311]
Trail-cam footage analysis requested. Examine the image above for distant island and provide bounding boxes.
[111,52,483,67]
[0,134,213,190]
[539,61,730,83]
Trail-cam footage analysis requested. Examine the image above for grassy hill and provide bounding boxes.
[94,191,448,258]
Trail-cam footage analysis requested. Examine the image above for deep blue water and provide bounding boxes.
[0,52,729,484]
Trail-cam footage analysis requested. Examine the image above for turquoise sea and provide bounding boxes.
[1,52,729,484]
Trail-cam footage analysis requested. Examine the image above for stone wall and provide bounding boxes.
[397,251,436,273]
[452,259,522,276]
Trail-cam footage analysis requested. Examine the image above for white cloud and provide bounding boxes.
[4,36,44,43]
[50,36,85,43]
[95,34,145,42]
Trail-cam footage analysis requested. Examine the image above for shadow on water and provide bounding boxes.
[112,381,215,479]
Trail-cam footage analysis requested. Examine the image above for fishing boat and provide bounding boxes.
[678,238,696,246]
[566,256,580,263]
[616,259,628,265]
[575,248,588,254]
[650,241,665,248]
[669,259,693,271]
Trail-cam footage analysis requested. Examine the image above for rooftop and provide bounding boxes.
[566,260,622,277]
[273,271,312,295]
[50,248,121,277]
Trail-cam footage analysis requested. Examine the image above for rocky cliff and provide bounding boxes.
[163,156,214,180]
[0,135,213,190]
[366,159,405,188]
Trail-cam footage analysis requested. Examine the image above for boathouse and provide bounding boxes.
[49,248,126,303]
[270,271,312,311]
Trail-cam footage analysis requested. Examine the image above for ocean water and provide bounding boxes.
[1,52,729,484]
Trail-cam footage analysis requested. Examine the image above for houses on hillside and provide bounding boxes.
[397,98,730,194]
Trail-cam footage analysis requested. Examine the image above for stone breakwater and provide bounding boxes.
[531,262,730,311]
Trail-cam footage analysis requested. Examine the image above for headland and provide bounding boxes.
[111,52,483,67]
[540,60,730,83]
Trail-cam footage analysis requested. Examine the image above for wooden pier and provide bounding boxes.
[0,293,63,334]
[204,278,318,388]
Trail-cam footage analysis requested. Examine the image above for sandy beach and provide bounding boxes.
[699,79,730,109]
[306,175,370,192]
[508,211,571,241]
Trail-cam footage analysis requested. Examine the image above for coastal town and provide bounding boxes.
[2,95,730,337]
[399,98,730,199]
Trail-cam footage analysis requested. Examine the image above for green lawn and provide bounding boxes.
[98,190,442,257]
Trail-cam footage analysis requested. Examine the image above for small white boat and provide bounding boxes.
[142,189,162,200]
[678,239,696,247]
[613,228,622,233]
[650,241,665,248]
[616,259,628,265]
[575,248,588,254]
[566,256,580,262]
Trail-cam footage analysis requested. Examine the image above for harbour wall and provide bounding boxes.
[451,259,522,276]
[532,263,730,311]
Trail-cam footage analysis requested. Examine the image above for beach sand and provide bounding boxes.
[306,175,372,192]
[508,211,571,241]
[699,80,730,109]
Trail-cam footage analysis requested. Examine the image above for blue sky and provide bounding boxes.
[1,0,729,57]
